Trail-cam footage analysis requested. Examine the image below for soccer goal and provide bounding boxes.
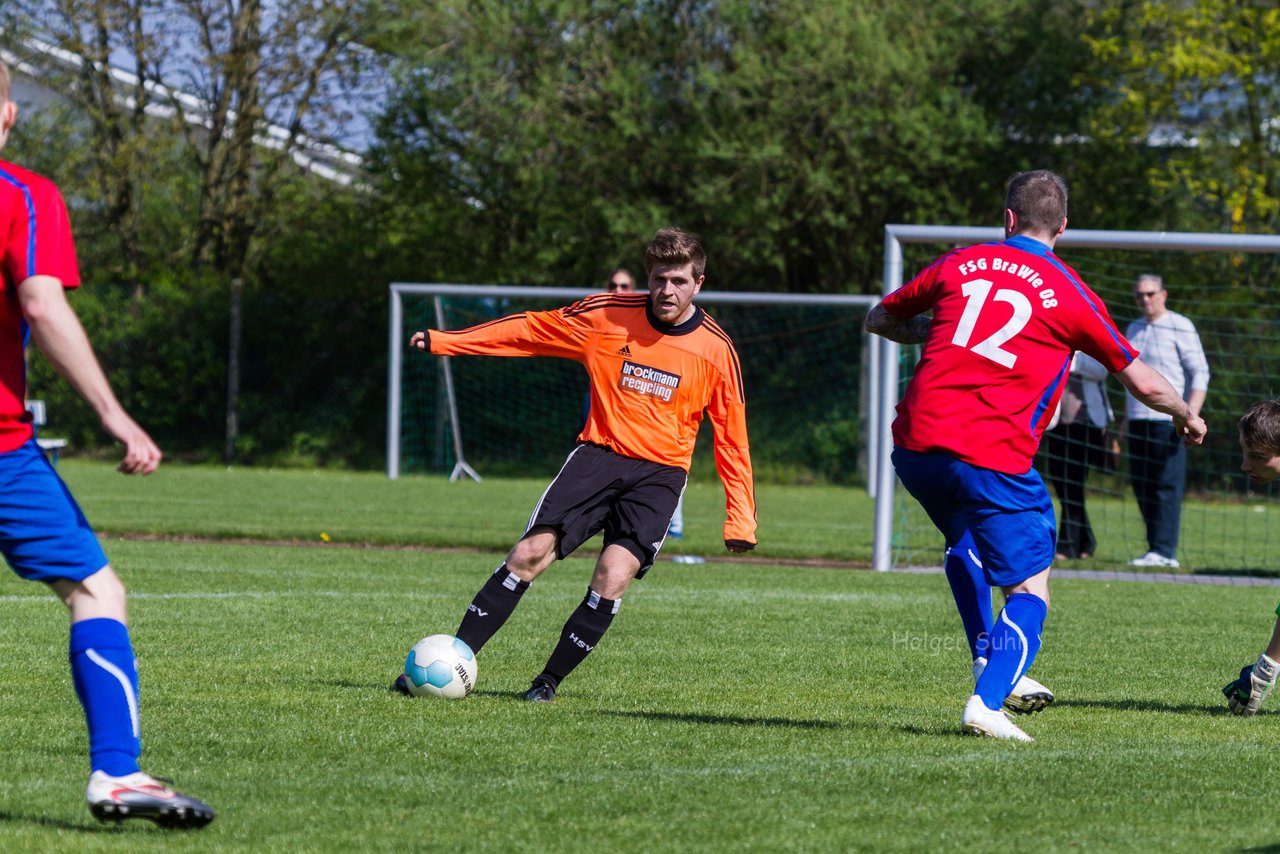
[387,284,878,485]
[875,225,1280,574]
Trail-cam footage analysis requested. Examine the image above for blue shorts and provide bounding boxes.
[892,447,1055,587]
[0,439,109,583]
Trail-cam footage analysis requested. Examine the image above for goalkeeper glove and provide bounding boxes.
[1223,653,1280,716]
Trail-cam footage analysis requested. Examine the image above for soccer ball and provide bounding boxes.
[402,634,477,699]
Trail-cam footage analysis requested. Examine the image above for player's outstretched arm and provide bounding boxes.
[18,276,161,475]
[865,302,931,345]
[1115,359,1207,446]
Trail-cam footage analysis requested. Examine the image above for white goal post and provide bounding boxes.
[873,225,1280,573]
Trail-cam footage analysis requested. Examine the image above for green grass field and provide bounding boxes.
[3,463,1280,851]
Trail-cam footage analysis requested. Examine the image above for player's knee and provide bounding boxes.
[590,543,642,599]
[587,569,633,601]
[1003,577,1050,609]
[56,564,129,621]
[1004,586,1049,611]
[507,533,558,578]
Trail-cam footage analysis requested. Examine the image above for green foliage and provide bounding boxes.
[230,177,390,468]
[13,0,1280,474]
[14,164,392,465]
[7,100,202,284]
[367,0,1098,294]
[1081,0,1280,233]
[27,274,228,457]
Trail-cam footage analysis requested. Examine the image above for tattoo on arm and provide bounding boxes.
[865,304,931,345]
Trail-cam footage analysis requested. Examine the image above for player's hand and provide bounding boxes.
[101,409,162,475]
[1223,653,1279,716]
[409,331,429,350]
[724,539,755,554]
[1176,411,1207,447]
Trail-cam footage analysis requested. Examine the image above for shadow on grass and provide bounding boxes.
[366,679,530,702]
[1054,697,1249,715]
[596,709,843,730]
[1237,846,1280,854]
[0,810,121,833]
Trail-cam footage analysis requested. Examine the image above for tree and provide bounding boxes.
[1,0,375,285]
[366,0,1103,294]
[1082,0,1280,234]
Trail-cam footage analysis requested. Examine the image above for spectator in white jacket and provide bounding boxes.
[1122,274,1210,568]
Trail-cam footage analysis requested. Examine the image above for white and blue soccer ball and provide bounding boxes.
[402,634,477,699]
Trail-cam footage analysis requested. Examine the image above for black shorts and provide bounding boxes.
[526,443,686,577]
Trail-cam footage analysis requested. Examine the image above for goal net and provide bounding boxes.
[878,226,1280,575]
[387,284,877,485]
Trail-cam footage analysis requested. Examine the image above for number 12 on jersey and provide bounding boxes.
[950,278,1056,368]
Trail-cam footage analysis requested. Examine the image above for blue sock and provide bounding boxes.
[69,618,141,776]
[944,532,993,660]
[976,593,1047,711]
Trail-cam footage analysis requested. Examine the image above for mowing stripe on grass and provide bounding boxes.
[895,566,1280,586]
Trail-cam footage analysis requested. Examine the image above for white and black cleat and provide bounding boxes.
[972,656,1055,715]
[87,770,215,829]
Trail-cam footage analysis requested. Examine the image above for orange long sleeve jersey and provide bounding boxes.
[427,292,757,546]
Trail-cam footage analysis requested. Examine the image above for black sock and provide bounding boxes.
[539,589,620,686]
[455,565,530,654]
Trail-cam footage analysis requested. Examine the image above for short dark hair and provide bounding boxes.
[1005,170,1068,236]
[645,227,706,279]
[1240,400,1280,457]
[606,267,635,292]
[0,59,10,104]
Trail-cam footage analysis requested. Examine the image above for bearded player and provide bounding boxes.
[866,170,1206,740]
[402,227,755,702]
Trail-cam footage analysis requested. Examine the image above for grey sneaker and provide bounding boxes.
[1128,551,1180,568]
[523,677,557,703]
[86,770,215,828]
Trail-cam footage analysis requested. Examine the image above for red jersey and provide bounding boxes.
[882,235,1136,474]
[0,160,81,452]
[428,292,757,545]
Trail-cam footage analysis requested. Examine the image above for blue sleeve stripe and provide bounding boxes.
[1031,354,1073,434]
[0,166,37,279]
[1007,238,1137,363]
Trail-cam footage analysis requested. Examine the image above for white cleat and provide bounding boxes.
[86,770,215,829]
[962,694,1034,742]
[973,656,1055,715]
